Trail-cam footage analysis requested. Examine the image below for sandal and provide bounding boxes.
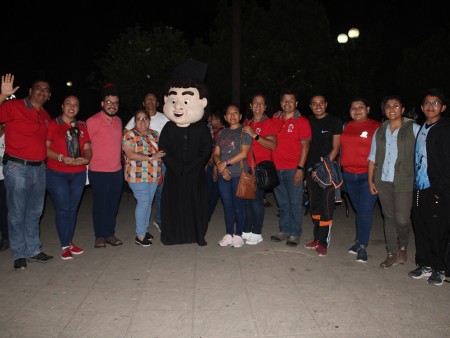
[105,235,123,246]
[94,237,106,248]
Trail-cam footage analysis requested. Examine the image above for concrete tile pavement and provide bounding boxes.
[0,188,449,337]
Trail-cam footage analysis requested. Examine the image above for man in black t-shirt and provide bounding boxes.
[304,95,343,256]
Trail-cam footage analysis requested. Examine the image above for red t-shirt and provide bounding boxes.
[0,97,50,161]
[244,115,278,165]
[340,119,380,174]
[46,117,91,173]
[86,111,123,172]
[272,111,311,170]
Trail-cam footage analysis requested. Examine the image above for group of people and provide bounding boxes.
[1,71,448,287]
[211,88,449,287]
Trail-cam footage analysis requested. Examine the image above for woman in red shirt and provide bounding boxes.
[46,95,92,260]
[340,98,380,263]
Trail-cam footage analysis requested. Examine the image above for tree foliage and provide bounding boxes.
[92,26,189,113]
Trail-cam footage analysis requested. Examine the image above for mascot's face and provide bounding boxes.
[163,87,207,127]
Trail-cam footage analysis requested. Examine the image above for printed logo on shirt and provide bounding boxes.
[321,130,329,133]
[256,127,261,134]
[287,123,294,133]
[360,131,368,138]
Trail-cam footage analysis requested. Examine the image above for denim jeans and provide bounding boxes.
[152,162,166,224]
[3,161,46,260]
[88,169,123,238]
[218,175,246,236]
[0,179,8,240]
[46,169,86,247]
[129,181,158,237]
[206,163,221,219]
[273,169,303,237]
[245,187,265,234]
[343,171,378,247]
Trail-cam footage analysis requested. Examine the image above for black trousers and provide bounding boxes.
[306,175,335,247]
[412,188,449,271]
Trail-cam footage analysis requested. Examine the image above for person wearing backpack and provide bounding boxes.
[304,94,343,257]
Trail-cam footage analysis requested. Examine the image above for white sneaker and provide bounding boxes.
[153,220,161,232]
[218,234,234,247]
[242,232,252,240]
[246,233,263,245]
[231,235,244,248]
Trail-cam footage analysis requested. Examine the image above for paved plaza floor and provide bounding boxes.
[0,187,449,337]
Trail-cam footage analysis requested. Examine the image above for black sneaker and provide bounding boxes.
[145,232,154,240]
[356,245,368,263]
[14,258,27,270]
[408,266,432,279]
[135,236,151,247]
[27,252,53,263]
[427,270,445,286]
[348,243,358,255]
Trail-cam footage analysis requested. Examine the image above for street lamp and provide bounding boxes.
[337,28,360,44]
[337,33,348,44]
[348,28,360,39]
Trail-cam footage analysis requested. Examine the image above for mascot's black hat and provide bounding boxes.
[172,59,208,82]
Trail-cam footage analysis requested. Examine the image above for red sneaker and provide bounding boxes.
[69,243,84,255]
[61,247,73,260]
[316,244,327,257]
[304,239,319,249]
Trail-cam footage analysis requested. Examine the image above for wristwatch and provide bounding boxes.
[226,159,231,167]
[297,165,305,172]
[254,134,260,141]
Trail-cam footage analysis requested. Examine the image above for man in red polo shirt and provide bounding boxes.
[0,74,54,270]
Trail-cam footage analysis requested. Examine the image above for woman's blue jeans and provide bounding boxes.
[218,175,246,236]
[343,171,378,247]
[46,169,86,247]
[273,169,303,237]
[129,181,158,237]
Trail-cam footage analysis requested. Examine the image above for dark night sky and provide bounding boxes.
[2,0,447,115]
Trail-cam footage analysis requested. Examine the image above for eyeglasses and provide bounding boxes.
[422,101,442,108]
[104,100,119,106]
[136,117,149,122]
[384,104,401,110]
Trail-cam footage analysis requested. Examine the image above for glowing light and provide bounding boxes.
[348,28,360,39]
[337,34,348,44]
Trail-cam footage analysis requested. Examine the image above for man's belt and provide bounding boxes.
[3,154,43,167]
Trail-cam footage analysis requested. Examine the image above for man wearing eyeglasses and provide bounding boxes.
[408,88,450,286]
[0,74,54,270]
[86,84,124,249]
[368,95,420,270]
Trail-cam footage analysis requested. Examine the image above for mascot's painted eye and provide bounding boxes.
[184,99,190,105]
[170,98,176,104]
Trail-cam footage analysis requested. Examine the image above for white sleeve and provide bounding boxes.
[124,117,135,131]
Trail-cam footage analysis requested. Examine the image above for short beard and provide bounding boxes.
[103,110,116,117]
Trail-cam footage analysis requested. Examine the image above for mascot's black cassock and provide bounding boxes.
[159,60,212,246]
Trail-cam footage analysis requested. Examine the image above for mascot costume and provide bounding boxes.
[159,60,212,246]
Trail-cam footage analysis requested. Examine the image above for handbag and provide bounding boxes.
[235,134,256,199]
[255,159,279,190]
[236,162,256,199]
